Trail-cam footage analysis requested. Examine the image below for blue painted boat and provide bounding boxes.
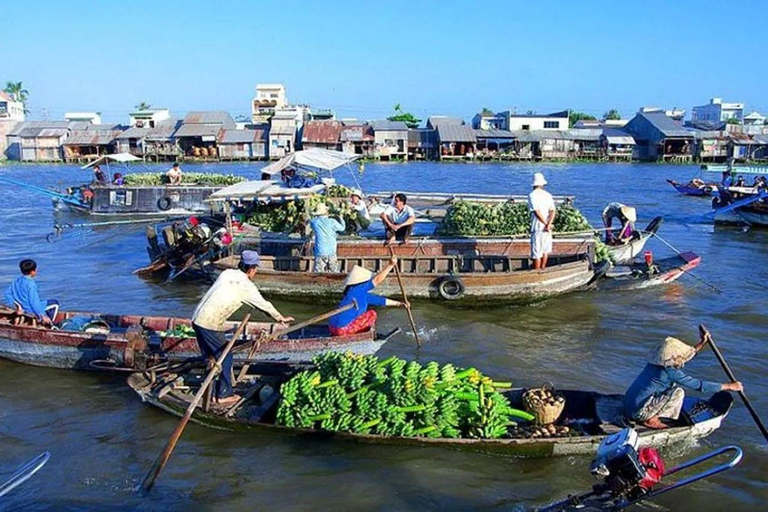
[666,179,717,197]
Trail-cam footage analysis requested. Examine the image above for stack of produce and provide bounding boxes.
[123,173,246,186]
[246,195,358,234]
[276,352,533,439]
[156,324,195,338]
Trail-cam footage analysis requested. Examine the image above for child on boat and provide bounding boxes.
[4,259,59,326]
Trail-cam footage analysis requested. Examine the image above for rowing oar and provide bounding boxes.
[387,246,421,348]
[140,313,251,493]
[699,324,768,443]
[234,300,358,383]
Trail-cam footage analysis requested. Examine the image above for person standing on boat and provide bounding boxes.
[624,335,743,430]
[191,251,295,406]
[309,203,346,272]
[528,173,556,270]
[4,259,59,326]
[328,258,407,336]
[381,193,416,245]
[167,162,183,186]
[349,188,371,231]
[601,203,636,244]
[92,165,107,185]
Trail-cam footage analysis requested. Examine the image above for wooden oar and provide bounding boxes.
[387,246,421,348]
[699,324,768,443]
[140,313,251,493]
[234,301,357,383]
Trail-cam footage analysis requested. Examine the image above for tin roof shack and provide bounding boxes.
[269,113,298,160]
[142,119,183,161]
[623,112,693,162]
[729,133,768,163]
[474,129,515,160]
[427,117,477,160]
[689,130,729,163]
[537,131,576,160]
[408,128,438,160]
[600,129,636,161]
[568,129,602,160]
[301,120,344,151]
[175,111,235,160]
[217,127,268,160]
[63,126,124,163]
[340,124,374,157]
[7,121,70,162]
[370,120,408,161]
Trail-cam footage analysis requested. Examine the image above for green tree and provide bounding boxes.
[3,81,29,113]
[388,104,422,129]
[603,109,621,120]
[134,102,152,111]
[569,111,596,127]
[726,117,741,125]
[481,107,495,116]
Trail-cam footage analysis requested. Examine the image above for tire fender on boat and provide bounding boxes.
[157,196,173,211]
[437,275,465,300]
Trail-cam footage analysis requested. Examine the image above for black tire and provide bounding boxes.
[437,276,465,300]
[157,197,173,211]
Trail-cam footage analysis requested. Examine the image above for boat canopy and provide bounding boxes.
[81,153,142,169]
[702,164,768,175]
[259,148,360,177]
[207,181,327,203]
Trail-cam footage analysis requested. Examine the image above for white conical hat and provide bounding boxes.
[313,203,329,216]
[345,265,373,286]
[620,206,637,222]
[649,337,696,367]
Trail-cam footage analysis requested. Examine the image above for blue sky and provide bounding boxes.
[3,0,767,123]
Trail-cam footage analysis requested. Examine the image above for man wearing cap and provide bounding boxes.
[602,202,637,244]
[348,189,371,231]
[328,257,407,336]
[528,173,556,270]
[191,250,294,406]
[624,334,743,429]
[167,162,183,186]
[309,203,346,272]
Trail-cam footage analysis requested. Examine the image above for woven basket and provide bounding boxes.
[522,383,565,425]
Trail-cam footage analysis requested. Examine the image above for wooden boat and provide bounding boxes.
[598,251,701,290]
[711,187,768,226]
[604,217,663,265]
[0,309,396,371]
[666,179,717,197]
[127,368,733,458]
[214,236,596,306]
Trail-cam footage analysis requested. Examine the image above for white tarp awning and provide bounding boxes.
[605,136,635,145]
[81,153,142,169]
[208,180,327,202]
[259,148,360,176]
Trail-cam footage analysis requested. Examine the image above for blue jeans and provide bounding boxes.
[192,323,234,399]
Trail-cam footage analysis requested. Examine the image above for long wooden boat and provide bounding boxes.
[214,236,596,306]
[0,309,396,371]
[604,216,663,265]
[711,187,768,225]
[666,179,718,197]
[598,251,701,291]
[128,369,733,458]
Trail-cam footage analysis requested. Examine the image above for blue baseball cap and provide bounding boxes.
[241,250,261,266]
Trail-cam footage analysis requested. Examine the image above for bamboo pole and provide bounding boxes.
[388,245,421,348]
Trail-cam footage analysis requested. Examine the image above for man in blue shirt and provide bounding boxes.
[309,202,346,272]
[624,334,743,429]
[4,259,60,326]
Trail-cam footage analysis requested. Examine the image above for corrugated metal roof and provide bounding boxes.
[369,120,408,131]
[145,119,182,141]
[38,128,69,138]
[408,128,437,145]
[182,111,236,128]
[174,124,222,138]
[751,134,768,144]
[639,112,691,138]
[9,121,69,136]
[302,121,344,144]
[0,91,15,102]
[602,128,635,145]
[427,116,463,128]
[436,124,477,142]
[117,126,151,139]
[63,130,121,146]
[340,125,374,142]
[474,129,515,139]
[219,129,267,144]
[567,129,603,141]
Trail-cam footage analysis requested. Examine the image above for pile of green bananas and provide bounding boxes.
[123,173,246,186]
[276,352,533,439]
[156,324,196,338]
[246,195,359,235]
[326,184,353,198]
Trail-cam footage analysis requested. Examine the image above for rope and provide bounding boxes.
[649,232,722,294]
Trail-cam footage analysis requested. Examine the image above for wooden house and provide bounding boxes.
[175,111,235,159]
[217,127,268,160]
[428,117,477,160]
[340,124,374,157]
[63,126,123,162]
[7,121,70,161]
[369,120,408,160]
[407,128,438,160]
[623,112,694,162]
[600,129,636,161]
[301,120,344,151]
[269,113,298,159]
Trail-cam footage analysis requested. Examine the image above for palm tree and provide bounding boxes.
[135,102,152,111]
[3,82,29,113]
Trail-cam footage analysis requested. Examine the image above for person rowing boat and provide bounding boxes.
[602,202,637,244]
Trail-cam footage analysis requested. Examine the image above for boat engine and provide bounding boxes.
[589,428,664,499]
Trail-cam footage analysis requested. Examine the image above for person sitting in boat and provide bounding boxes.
[528,173,556,270]
[736,175,746,187]
[4,259,59,327]
[721,171,733,188]
[328,259,407,336]
[112,172,124,186]
[381,193,416,245]
[166,163,183,186]
[348,188,371,232]
[82,186,94,205]
[624,335,743,430]
[602,203,637,245]
[92,165,107,185]
[191,250,295,406]
[309,202,345,272]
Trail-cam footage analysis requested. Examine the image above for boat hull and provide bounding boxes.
[55,185,222,216]
[599,252,701,291]
[666,179,717,197]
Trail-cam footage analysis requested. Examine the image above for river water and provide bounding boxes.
[1,161,766,511]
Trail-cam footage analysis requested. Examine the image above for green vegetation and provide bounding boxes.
[388,103,422,129]
[246,194,358,234]
[134,102,152,111]
[276,352,530,439]
[603,109,621,120]
[569,111,596,127]
[3,81,30,114]
[480,107,495,116]
[726,118,741,125]
[122,172,245,186]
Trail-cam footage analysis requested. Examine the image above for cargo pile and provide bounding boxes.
[123,173,246,186]
[246,196,357,234]
[276,352,533,439]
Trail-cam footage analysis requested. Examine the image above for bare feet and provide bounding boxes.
[642,417,668,430]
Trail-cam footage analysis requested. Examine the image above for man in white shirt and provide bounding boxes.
[191,250,294,406]
[166,162,182,185]
[380,193,416,245]
[528,173,556,270]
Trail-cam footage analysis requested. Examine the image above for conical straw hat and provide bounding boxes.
[649,337,696,367]
[345,265,373,286]
[620,206,637,222]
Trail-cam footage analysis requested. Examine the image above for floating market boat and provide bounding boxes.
[127,367,733,458]
[0,308,396,371]
[598,251,701,291]
[666,179,718,197]
[711,187,768,226]
[604,216,663,265]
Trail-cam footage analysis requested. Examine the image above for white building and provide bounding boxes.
[64,112,102,124]
[0,91,25,122]
[691,98,744,124]
[252,84,288,122]
[129,108,171,128]
[495,110,569,131]
[743,111,766,126]
[639,106,686,122]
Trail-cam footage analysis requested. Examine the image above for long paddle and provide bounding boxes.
[387,246,421,348]
[234,301,358,383]
[699,324,768,443]
[140,313,251,493]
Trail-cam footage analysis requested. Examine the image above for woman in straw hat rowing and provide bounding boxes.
[601,202,637,245]
[624,334,743,429]
[328,256,408,336]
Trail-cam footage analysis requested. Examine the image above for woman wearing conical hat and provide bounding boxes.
[328,256,407,336]
[624,333,743,429]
